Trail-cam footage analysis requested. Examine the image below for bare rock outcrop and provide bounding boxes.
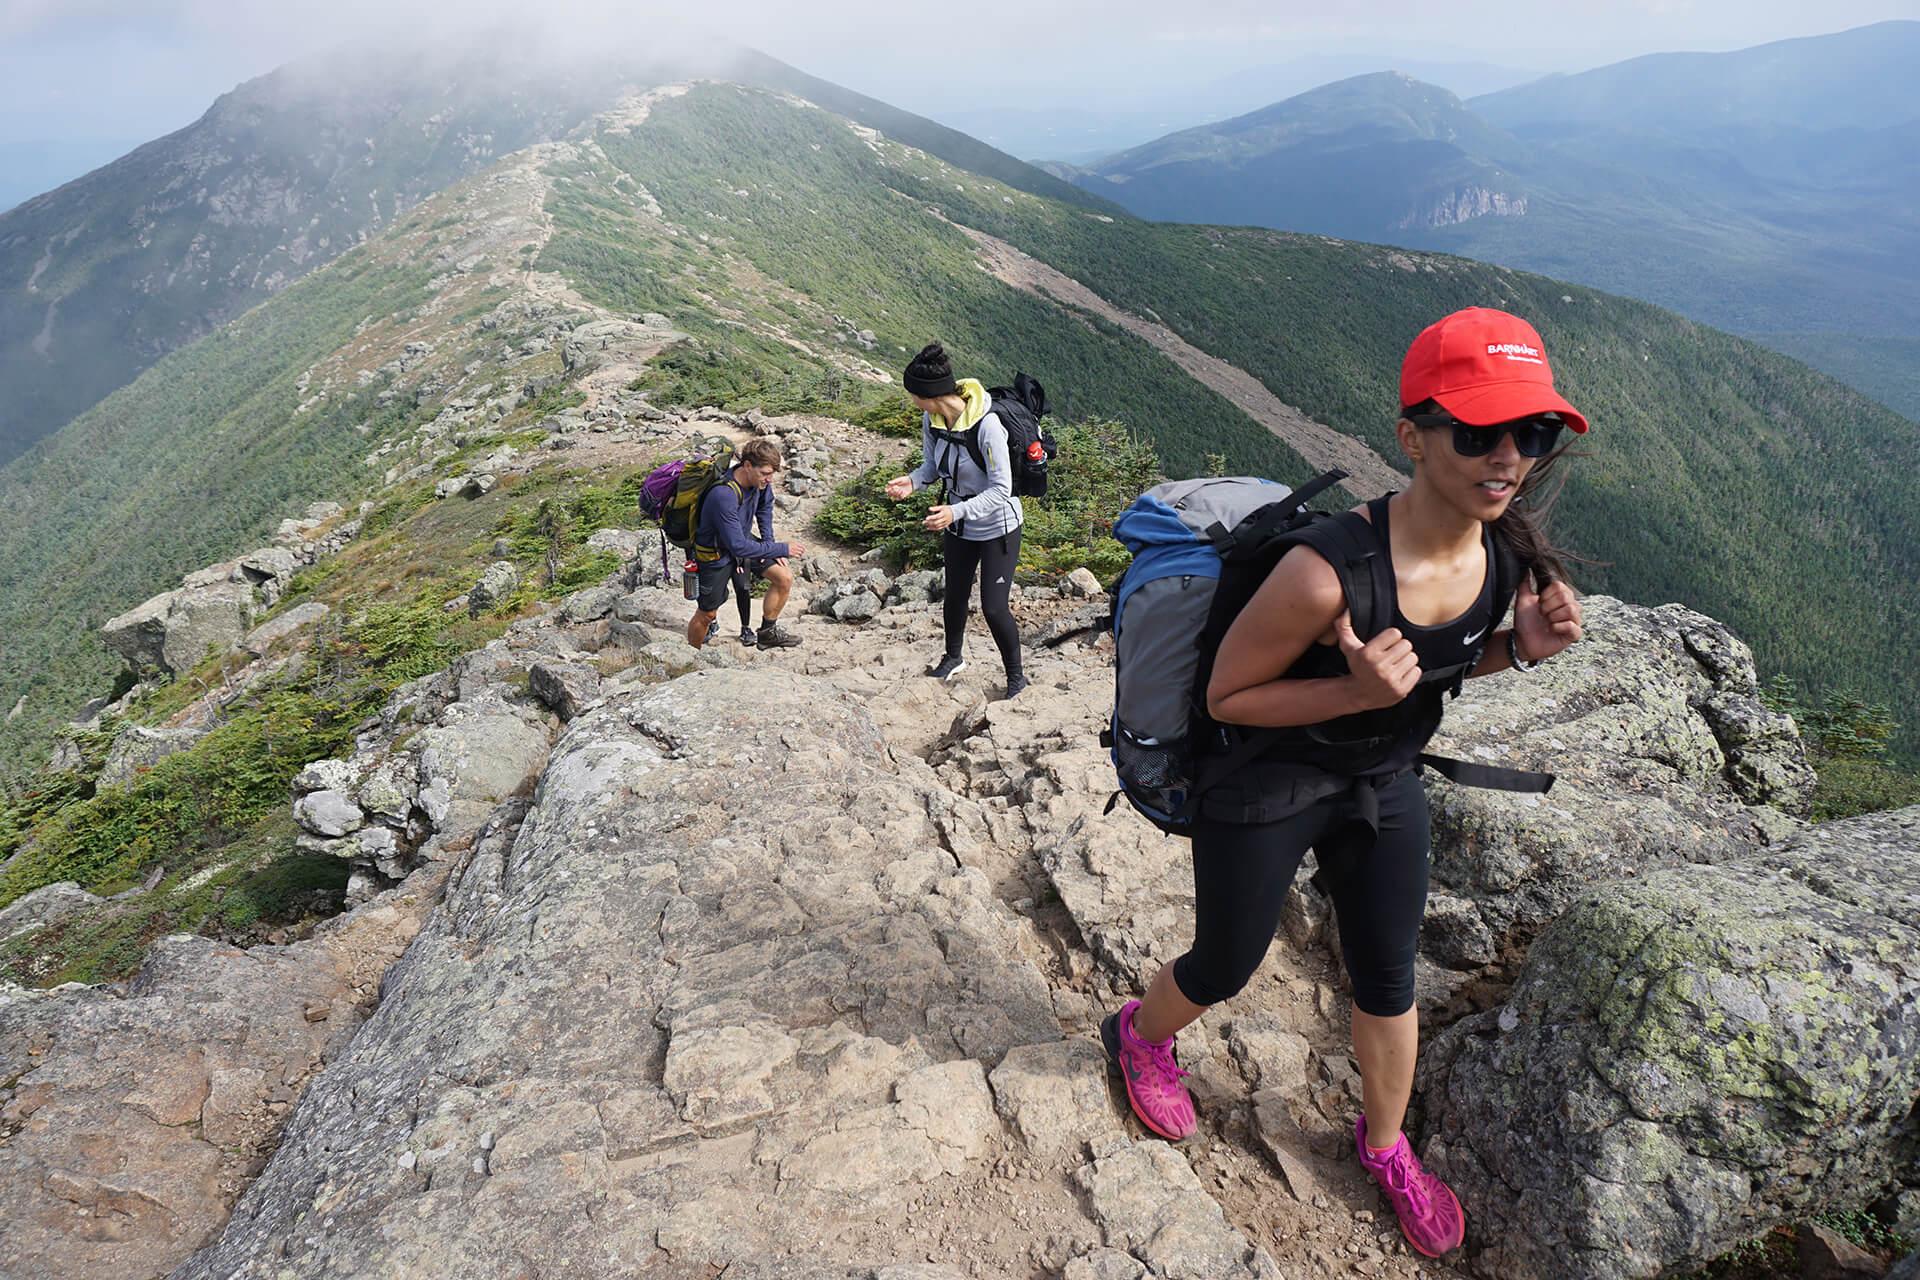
[1421,596,1814,966]
[172,670,1270,1279]
[100,580,258,678]
[1420,806,1920,1280]
[100,514,359,679]
[0,875,443,1280]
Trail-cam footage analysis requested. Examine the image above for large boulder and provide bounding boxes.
[1420,597,1814,966]
[412,712,550,840]
[466,561,520,617]
[1419,806,1920,1280]
[100,580,257,676]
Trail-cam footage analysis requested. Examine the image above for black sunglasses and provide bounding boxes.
[1410,412,1564,459]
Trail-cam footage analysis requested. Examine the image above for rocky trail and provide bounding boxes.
[1,404,1451,1280]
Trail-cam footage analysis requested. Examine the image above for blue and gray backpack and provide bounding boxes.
[1101,469,1551,836]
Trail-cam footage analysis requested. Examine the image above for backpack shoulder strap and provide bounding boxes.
[932,413,989,496]
[962,409,989,477]
[1284,506,1391,640]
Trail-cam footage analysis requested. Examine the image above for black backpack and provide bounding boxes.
[929,373,1059,499]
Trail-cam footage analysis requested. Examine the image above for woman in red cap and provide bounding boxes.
[1100,307,1587,1258]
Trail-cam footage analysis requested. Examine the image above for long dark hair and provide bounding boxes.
[1404,399,1587,589]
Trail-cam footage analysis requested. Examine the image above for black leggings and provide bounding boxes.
[942,528,1023,675]
[1172,770,1430,1017]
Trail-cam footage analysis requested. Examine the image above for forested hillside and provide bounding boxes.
[1049,26,1920,420]
[0,43,1122,471]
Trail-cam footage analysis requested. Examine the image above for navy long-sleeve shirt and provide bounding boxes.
[694,471,788,566]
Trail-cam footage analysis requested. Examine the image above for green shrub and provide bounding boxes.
[1805,757,1920,822]
[519,383,587,421]
[848,396,920,439]
[0,588,503,913]
[1016,418,1161,582]
[817,453,943,569]
[1761,674,1919,818]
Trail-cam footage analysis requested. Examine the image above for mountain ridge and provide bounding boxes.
[0,43,1123,470]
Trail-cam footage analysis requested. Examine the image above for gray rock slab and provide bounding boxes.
[0,881,103,942]
[1421,805,1920,1280]
[0,880,439,1280]
[97,724,205,787]
[988,1038,1126,1157]
[1074,1141,1283,1280]
[242,601,330,656]
[413,713,549,836]
[172,671,1065,1279]
[1422,597,1814,961]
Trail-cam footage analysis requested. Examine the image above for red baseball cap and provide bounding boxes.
[1400,307,1589,433]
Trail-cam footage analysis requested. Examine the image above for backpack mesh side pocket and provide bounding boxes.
[1110,721,1191,821]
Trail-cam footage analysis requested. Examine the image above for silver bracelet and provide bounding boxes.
[1507,630,1541,672]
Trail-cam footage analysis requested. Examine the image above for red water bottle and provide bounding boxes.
[683,558,698,600]
[1024,439,1049,496]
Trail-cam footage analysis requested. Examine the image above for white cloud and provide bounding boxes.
[2,0,1915,143]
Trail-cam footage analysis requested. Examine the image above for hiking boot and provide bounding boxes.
[1099,1000,1196,1140]
[738,626,758,648]
[756,621,801,649]
[927,654,967,681]
[1357,1114,1465,1257]
[704,619,719,646]
[1002,671,1028,699]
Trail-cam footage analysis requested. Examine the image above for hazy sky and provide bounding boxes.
[3,0,1917,148]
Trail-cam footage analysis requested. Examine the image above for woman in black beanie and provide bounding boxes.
[885,342,1027,697]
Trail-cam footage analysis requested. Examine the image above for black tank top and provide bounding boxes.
[1372,496,1497,679]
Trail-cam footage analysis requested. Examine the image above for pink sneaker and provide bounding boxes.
[1100,1000,1197,1140]
[1356,1114,1465,1257]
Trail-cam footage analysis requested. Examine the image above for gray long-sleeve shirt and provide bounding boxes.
[909,409,1024,541]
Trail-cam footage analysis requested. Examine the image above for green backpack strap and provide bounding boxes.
[692,476,745,561]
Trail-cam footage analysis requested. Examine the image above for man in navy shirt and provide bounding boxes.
[686,438,806,649]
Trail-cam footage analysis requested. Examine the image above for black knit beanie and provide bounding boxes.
[902,341,959,398]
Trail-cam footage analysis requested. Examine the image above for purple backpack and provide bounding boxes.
[638,460,687,522]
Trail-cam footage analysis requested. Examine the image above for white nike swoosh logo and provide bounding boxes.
[1464,627,1487,644]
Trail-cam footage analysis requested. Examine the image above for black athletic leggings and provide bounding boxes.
[1172,769,1430,1018]
[942,528,1023,675]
